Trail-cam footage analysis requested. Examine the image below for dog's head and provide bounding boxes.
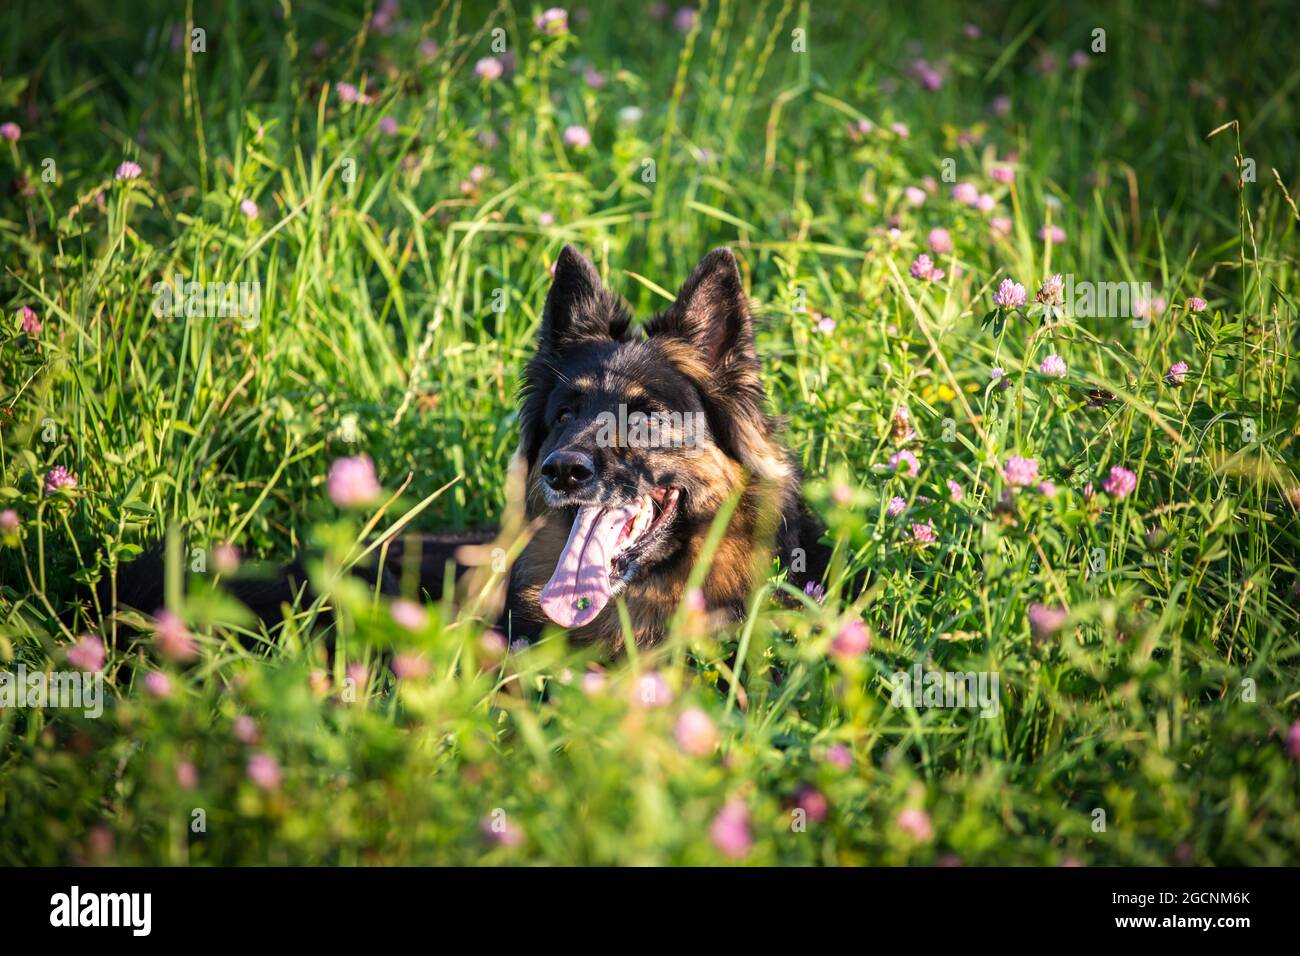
[517,245,791,629]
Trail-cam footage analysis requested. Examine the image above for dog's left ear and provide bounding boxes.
[648,248,757,369]
[649,249,790,481]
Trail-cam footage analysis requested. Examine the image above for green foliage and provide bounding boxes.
[0,0,1298,865]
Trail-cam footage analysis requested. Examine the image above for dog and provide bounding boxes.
[106,247,830,649]
[500,245,828,647]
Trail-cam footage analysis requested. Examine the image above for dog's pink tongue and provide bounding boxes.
[539,504,636,628]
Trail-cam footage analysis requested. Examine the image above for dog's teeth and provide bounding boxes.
[613,494,667,557]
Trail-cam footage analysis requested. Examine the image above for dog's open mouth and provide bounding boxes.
[538,488,681,627]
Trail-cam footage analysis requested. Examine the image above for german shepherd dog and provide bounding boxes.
[108,247,830,649]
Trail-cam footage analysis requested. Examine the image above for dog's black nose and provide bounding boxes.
[541,450,595,493]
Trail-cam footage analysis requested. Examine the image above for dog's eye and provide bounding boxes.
[556,408,575,424]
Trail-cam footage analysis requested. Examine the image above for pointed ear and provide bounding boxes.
[539,245,628,349]
[647,249,789,481]
[520,246,629,464]
[647,248,755,367]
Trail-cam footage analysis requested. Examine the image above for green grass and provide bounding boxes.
[1,0,1298,864]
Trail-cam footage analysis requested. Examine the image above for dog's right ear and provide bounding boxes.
[538,245,629,350]
[520,247,629,465]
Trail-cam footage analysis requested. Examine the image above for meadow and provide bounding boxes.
[1,0,1298,865]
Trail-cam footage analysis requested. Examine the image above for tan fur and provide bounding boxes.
[656,339,715,388]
